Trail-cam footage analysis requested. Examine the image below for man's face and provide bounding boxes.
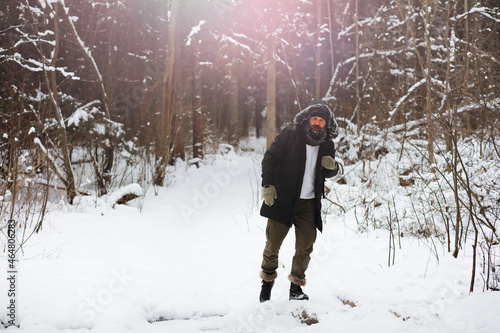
[309,117,326,131]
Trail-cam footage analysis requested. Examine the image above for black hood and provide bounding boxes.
[293,103,337,138]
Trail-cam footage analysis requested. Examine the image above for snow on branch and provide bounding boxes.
[59,0,109,116]
[338,4,389,38]
[388,119,425,133]
[457,98,500,114]
[33,137,68,186]
[454,38,500,67]
[12,27,55,48]
[455,6,500,24]
[325,49,401,98]
[33,137,50,155]
[21,1,45,16]
[62,8,98,80]
[388,78,426,120]
[186,20,206,46]
[5,52,80,79]
[220,34,252,54]
[67,100,101,127]
[335,117,357,133]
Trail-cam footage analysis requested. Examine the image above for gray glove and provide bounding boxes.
[321,156,338,171]
[262,185,277,206]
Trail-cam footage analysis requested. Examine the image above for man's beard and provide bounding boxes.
[304,124,327,146]
[310,125,323,136]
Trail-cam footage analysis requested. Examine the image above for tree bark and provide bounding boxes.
[327,0,336,88]
[355,0,361,133]
[463,0,471,133]
[424,0,435,165]
[42,5,77,203]
[443,0,454,154]
[255,82,263,139]
[58,1,115,194]
[228,74,239,147]
[192,69,204,163]
[266,33,277,149]
[314,0,323,100]
[154,0,180,186]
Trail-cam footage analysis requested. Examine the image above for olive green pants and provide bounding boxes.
[261,199,317,282]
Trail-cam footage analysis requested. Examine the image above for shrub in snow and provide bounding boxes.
[106,183,143,205]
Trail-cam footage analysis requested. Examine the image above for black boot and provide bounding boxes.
[260,280,274,303]
[289,283,309,300]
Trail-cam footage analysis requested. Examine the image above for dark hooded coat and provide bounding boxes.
[260,104,338,232]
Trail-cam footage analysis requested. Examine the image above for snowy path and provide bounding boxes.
[2,142,499,332]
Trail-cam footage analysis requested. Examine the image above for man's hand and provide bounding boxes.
[321,156,337,171]
[262,185,277,206]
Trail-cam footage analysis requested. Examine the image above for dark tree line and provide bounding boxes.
[1,0,499,196]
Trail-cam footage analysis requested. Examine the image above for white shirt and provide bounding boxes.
[300,144,319,199]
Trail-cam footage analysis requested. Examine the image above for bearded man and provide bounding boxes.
[259,102,339,302]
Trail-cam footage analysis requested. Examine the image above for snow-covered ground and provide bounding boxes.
[1,138,499,332]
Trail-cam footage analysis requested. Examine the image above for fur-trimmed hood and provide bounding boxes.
[293,103,337,138]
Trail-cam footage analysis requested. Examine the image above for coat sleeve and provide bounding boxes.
[261,128,290,186]
[322,140,338,179]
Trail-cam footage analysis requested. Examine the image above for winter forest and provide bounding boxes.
[1,0,500,331]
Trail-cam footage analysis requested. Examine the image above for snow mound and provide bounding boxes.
[106,183,143,205]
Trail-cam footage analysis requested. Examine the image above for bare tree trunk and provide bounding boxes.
[172,115,185,163]
[314,0,322,100]
[58,2,111,118]
[192,71,204,163]
[463,0,471,133]
[228,74,239,147]
[443,0,455,251]
[355,0,361,133]
[327,0,336,88]
[255,84,263,139]
[424,0,435,165]
[452,132,462,258]
[266,29,277,148]
[58,0,115,194]
[154,0,180,186]
[443,0,460,155]
[470,216,478,292]
[39,5,77,203]
[241,95,250,139]
[396,0,436,165]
